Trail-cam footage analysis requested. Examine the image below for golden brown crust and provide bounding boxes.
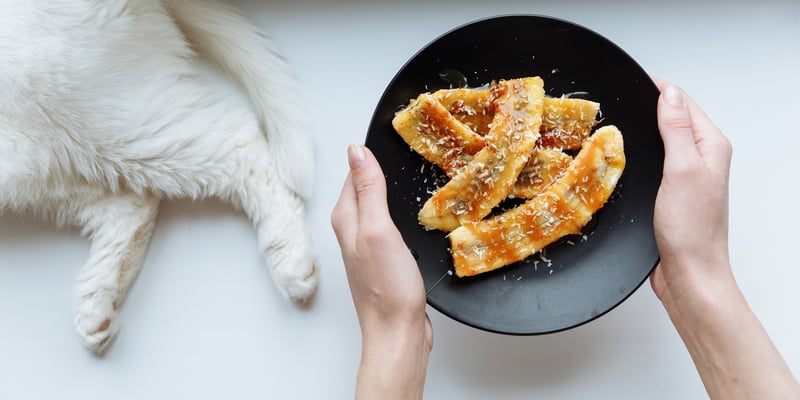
[433,88,600,149]
[539,97,601,150]
[418,77,545,232]
[393,88,596,197]
[449,125,626,277]
[392,93,485,175]
[509,148,573,199]
[433,88,496,135]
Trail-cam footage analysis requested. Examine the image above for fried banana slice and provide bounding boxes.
[392,93,485,175]
[433,87,495,135]
[394,90,574,199]
[418,77,545,232]
[510,148,573,199]
[449,125,626,277]
[393,91,572,198]
[433,88,600,149]
[539,97,601,150]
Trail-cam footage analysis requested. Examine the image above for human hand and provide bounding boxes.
[649,79,800,399]
[331,144,432,400]
[650,78,734,308]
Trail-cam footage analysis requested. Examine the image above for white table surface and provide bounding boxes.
[1,1,798,398]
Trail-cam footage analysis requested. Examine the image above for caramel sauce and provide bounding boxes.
[422,101,484,154]
[420,78,544,231]
[435,88,599,151]
[451,126,625,276]
[570,143,612,210]
[435,88,495,135]
[510,149,572,198]
[409,95,485,175]
[420,99,483,172]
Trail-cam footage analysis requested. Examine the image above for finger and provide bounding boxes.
[651,77,719,141]
[657,84,702,167]
[331,171,358,250]
[347,144,393,228]
[650,75,670,92]
[653,80,732,172]
[683,94,733,172]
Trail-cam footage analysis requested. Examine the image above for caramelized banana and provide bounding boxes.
[392,88,594,199]
[510,148,573,199]
[539,97,601,150]
[392,93,485,175]
[433,88,600,149]
[432,87,495,135]
[418,77,544,232]
[449,125,625,277]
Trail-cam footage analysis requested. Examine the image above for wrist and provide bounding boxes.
[356,316,432,400]
[358,325,431,400]
[361,317,432,365]
[657,248,735,309]
[360,307,432,349]
[664,275,745,329]
[361,329,431,367]
[655,254,746,347]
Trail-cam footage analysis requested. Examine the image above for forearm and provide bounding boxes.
[664,266,800,399]
[356,326,430,400]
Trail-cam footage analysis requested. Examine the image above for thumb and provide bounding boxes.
[347,144,392,226]
[657,85,701,167]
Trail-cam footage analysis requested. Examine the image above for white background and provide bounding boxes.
[1,0,799,398]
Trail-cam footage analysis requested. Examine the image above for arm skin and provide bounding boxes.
[331,144,433,400]
[650,78,800,399]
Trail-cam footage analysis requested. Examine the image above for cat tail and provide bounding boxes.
[164,0,313,198]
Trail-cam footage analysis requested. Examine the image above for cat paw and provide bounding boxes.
[73,291,120,354]
[270,249,318,303]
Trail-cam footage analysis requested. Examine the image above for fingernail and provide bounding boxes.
[663,85,684,106]
[347,144,366,169]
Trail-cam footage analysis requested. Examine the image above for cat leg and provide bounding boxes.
[95,79,317,302]
[70,192,159,354]
[231,149,318,303]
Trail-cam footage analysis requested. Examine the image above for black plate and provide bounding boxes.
[365,15,663,335]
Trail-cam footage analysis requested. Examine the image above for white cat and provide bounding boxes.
[0,0,318,354]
